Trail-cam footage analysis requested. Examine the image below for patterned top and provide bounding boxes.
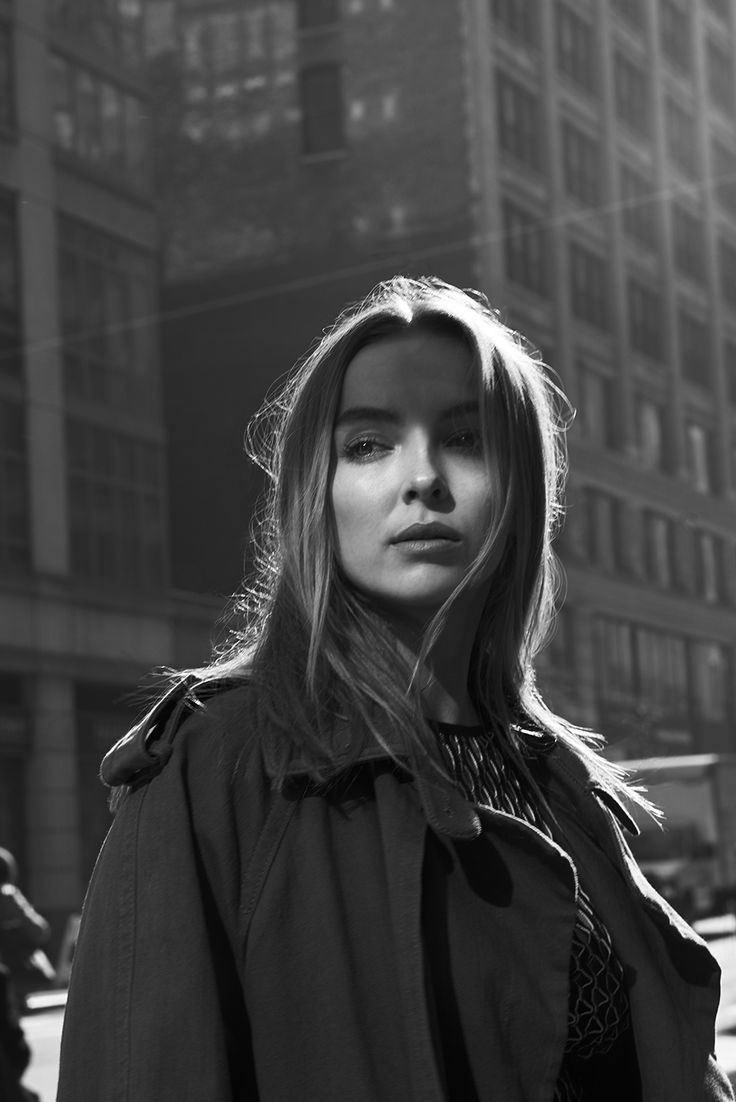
[434,723,634,1102]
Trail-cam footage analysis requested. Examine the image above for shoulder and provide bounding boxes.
[101,675,264,792]
[543,735,642,837]
[94,678,277,894]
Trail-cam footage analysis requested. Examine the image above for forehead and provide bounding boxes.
[338,328,477,410]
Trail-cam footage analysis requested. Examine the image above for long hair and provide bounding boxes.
[180,275,655,813]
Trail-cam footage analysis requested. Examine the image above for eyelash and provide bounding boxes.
[341,430,482,462]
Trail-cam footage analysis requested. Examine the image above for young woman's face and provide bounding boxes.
[331,327,496,625]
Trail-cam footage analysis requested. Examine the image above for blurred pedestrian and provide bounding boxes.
[0,964,40,1101]
[0,849,53,1015]
[58,277,734,1100]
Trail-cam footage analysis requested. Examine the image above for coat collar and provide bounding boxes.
[258,710,605,843]
[101,674,637,844]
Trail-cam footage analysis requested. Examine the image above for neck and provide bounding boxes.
[381,594,484,726]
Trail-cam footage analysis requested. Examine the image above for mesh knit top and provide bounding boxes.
[433,722,638,1102]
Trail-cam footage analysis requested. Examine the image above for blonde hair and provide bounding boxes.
[182,276,653,812]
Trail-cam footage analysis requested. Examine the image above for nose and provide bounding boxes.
[401,445,449,504]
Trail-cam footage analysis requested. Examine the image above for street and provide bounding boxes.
[20,1006,63,1102]
[14,933,736,1101]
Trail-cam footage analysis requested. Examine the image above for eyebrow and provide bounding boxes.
[334,400,480,429]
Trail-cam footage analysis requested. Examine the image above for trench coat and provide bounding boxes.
[57,678,735,1101]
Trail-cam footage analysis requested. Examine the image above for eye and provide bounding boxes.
[446,429,482,454]
[341,435,390,462]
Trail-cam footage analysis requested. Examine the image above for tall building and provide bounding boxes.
[468,0,736,762]
[0,0,181,942]
[149,0,736,765]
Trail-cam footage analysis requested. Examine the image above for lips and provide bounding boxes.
[392,522,460,543]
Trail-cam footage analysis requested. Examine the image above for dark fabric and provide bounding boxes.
[0,965,31,1102]
[57,682,734,1102]
[431,723,642,1102]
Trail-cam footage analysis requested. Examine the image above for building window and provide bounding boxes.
[636,395,666,470]
[0,399,30,573]
[610,0,644,27]
[705,0,731,19]
[628,278,663,359]
[636,627,689,718]
[595,617,635,703]
[49,0,144,70]
[578,367,616,448]
[0,192,21,379]
[555,2,596,94]
[569,242,609,330]
[692,641,729,721]
[620,163,657,251]
[686,421,713,493]
[644,512,673,588]
[678,309,711,389]
[695,531,723,603]
[50,55,151,191]
[718,237,736,310]
[503,200,548,297]
[672,204,705,283]
[665,98,697,178]
[496,73,542,173]
[207,13,244,77]
[58,217,159,417]
[706,0,731,22]
[660,0,692,73]
[586,489,623,571]
[712,138,736,215]
[297,0,339,29]
[300,64,344,155]
[0,22,14,133]
[562,122,601,205]
[613,53,650,138]
[706,38,735,114]
[726,340,736,405]
[177,8,271,88]
[67,419,166,589]
[491,0,538,45]
[545,604,575,674]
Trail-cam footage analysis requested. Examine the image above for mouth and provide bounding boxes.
[392,523,461,544]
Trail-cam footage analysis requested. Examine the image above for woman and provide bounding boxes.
[58,277,733,1101]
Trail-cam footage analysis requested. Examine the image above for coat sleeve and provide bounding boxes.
[57,698,260,1102]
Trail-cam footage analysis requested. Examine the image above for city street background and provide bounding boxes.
[15,930,736,1101]
[3,0,736,1096]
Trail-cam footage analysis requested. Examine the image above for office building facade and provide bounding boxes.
[150,0,736,765]
[0,0,180,940]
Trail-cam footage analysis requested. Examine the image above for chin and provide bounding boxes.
[373,588,459,619]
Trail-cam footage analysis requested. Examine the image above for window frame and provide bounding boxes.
[299,62,345,157]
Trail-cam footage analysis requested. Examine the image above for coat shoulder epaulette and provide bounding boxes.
[100,675,231,789]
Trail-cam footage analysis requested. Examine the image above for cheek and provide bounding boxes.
[330,469,376,560]
[464,467,496,517]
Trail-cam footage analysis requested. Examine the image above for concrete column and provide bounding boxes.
[461,0,504,298]
[692,3,734,501]
[17,0,70,576]
[538,0,576,405]
[26,676,82,918]
[648,0,687,479]
[594,0,635,456]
